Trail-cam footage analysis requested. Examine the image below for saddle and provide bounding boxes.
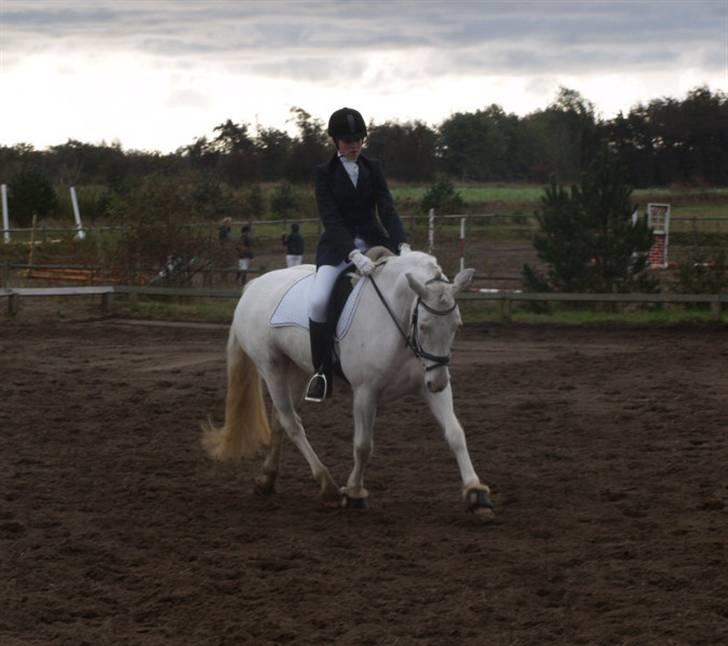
[270,271,364,339]
[269,248,393,389]
[325,272,356,382]
[270,270,365,385]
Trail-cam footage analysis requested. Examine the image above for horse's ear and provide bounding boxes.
[452,268,475,294]
[405,273,428,299]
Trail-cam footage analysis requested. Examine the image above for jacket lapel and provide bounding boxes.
[328,155,358,199]
[334,161,358,197]
[356,158,370,191]
[329,153,370,197]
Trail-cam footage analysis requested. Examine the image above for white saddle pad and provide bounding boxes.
[269,272,367,340]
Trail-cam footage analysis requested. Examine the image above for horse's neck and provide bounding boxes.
[341,259,428,375]
[374,259,423,327]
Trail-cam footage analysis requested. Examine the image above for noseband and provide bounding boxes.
[369,275,456,371]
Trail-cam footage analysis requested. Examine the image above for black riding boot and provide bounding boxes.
[305,319,333,402]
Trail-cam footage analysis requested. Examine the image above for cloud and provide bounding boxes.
[248,55,362,82]
[167,88,210,110]
[1,0,725,151]
[3,0,725,79]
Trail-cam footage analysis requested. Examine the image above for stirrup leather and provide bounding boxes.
[304,372,328,403]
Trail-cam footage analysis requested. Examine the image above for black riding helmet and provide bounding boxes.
[327,107,367,140]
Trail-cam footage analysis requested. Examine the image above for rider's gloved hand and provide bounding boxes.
[348,249,376,275]
[398,242,412,255]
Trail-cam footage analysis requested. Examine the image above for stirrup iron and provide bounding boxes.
[304,372,328,403]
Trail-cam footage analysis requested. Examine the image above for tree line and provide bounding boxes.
[1,87,726,226]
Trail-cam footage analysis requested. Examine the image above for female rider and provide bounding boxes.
[306,107,409,402]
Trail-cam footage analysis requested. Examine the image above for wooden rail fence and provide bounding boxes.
[457,290,728,321]
[1,285,727,321]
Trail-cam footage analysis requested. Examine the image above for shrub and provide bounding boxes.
[421,177,465,214]
[523,154,658,294]
[240,184,267,220]
[270,181,300,222]
[8,168,58,226]
[108,175,207,281]
[55,185,114,223]
[674,249,728,293]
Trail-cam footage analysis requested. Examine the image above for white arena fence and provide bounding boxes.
[2,211,727,244]
[2,210,727,293]
[2,285,726,321]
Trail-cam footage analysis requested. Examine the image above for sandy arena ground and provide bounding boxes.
[1,313,727,645]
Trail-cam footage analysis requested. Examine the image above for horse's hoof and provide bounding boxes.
[340,487,369,510]
[253,474,275,496]
[341,494,369,510]
[320,488,342,509]
[472,506,496,523]
[319,483,341,507]
[315,468,340,506]
[464,487,495,521]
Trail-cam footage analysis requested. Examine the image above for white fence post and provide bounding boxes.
[428,208,435,253]
[70,186,86,240]
[459,216,466,273]
[1,184,9,243]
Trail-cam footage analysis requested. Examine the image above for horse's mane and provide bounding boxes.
[355,248,445,289]
[390,250,444,281]
[365,245,394,262]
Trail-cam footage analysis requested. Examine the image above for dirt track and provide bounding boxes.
[1,315,727,645]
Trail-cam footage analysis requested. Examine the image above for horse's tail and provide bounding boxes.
[201,327,271,461]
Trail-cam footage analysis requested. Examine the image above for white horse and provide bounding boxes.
[201,249,494,520]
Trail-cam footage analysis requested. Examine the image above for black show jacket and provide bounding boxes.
[314,153,407,267]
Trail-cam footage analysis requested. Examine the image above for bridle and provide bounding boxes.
[369,274,457,372]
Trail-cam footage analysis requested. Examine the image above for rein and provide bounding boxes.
[369,274,456,371]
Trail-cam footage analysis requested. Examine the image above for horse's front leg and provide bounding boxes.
[425,382,495,521]
[341,387,377,508]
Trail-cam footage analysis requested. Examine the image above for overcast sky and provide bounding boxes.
[1,0,726,153]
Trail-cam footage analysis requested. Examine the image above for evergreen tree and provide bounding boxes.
[523,154,658,293]
[421,177,465,214]
[212,120,257,186]
[270,181,299,225]
[8,168,58,226]
[241,184,266,220]
[366,120,437,181]
[285,107,329,181]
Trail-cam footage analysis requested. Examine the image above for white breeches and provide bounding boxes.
[238,258,250,271]
[286,255,303,267]
[308,237,368,323]
[308,259,351,322]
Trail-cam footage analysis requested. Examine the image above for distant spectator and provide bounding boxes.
[237,224,254,285]
[281,222,305,267]
[218,217,232,242]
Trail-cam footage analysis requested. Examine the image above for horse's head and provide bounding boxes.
[404,266,475,393]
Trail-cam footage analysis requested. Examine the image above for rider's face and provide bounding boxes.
[336,136,364,161]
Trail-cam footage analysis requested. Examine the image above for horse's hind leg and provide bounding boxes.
[341,387,377,507]
[254,364,302,494]
[260,364,340,505]
[253,418,282,495]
